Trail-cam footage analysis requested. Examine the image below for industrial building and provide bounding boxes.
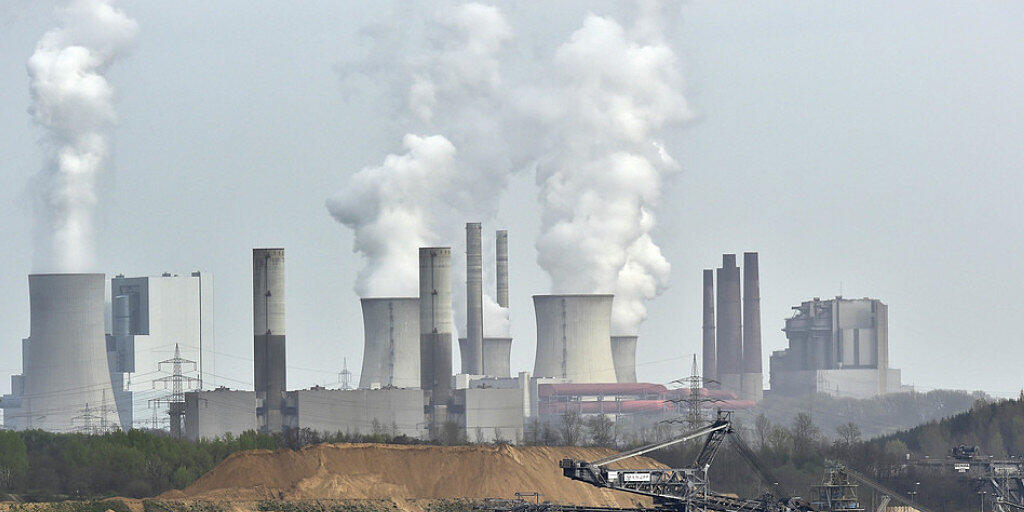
[181,224,689,443]
[769,296,904,399]
[702,253,764,402]
[110,272,213,427]
[4,224,753,441]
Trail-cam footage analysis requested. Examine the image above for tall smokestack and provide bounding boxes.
[715,254,742,395]
[741,252,763,402]
[419,247,452,437]
[702,269,717,385]
[496,230,509,308]
[465,223,484,374]
[253,248,286,434]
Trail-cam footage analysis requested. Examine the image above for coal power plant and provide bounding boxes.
[176,224,734,443]
[9,230,907,441]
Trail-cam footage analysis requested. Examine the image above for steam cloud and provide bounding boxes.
[28,0,137,273]
[328,3,514,335]
[329,2,689,335]
[533,6,691,334]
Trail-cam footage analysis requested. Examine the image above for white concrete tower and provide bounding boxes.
[611,335,638,383]
[496,230,509,308]
[359,297,420,389]
[465,223,484,375]
[20,274,122,432]
[533,294,617,383]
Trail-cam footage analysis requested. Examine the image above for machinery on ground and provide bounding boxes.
[814,463,931,512]
[559,411,814,512]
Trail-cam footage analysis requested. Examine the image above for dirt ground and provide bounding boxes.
[162,443,665,508]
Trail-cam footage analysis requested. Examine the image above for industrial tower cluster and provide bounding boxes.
[0,225,903,438]
[702,253,764,402]
[226,224,680,442]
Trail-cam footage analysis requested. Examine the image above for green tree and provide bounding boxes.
[0,430,28,490]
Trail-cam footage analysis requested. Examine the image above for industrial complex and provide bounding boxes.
[0,224,904,440]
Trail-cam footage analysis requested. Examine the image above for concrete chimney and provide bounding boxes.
[496,230,509,308]
[419,247,452,436]
[253,248,286,434]
[702,269,717,385]
[741,252,763,402]
[715,254,742,395]
[465,223,484,375]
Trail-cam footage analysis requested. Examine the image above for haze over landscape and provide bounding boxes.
[1,0,1023,401]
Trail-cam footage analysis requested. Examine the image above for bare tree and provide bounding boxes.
[561,409,584,446]
[754,413,771,450]
[587,415,616,447]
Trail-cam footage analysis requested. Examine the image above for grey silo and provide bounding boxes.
[532,294,617,383]
[701,269,717,384]
[496,230,509,308]
[715,254,742,395]
[253,248,286,434]
[610,335,638,383]
[359,297,420,388]
[20,274,121,432]
[741,252,763,402]
[419,247,453,434]
[465,223,484,375]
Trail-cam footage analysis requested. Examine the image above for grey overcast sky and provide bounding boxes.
[1,1,1023,400]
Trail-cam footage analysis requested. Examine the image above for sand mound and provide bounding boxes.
[173,443,666,506]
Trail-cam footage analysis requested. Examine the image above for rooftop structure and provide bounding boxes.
[770,296,903,398]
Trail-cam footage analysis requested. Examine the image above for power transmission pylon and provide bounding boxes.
[339,357,352,390]
[149,344,200,438]
[665,354,723,430]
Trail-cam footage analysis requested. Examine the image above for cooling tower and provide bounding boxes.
[465,223,484,375]
[420,247,452,435]
[253,248,286,434]
[741,252,764,402]
[483,337,512,378]
[359,298,420,388]
[21,274,121,432]
[533,294,617,383]
[459,336,513,377]
[496,230,509,308]
[611,335,638,383]
[715,254,742,395]
[702,269,717,385]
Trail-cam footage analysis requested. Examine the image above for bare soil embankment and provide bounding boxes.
[165,443,664,507]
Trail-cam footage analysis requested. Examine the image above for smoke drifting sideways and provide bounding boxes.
[329,2,689,336]
[27,0,137,273]
[327,3,514,335]
[533,6,691,335]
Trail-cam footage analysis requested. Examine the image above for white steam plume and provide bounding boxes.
[532,5,690,335]
[330,2,689,336]
[328,3,514,339]
[28,0,137,273]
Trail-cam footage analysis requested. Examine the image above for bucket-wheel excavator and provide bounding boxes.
[559,411,814,512]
